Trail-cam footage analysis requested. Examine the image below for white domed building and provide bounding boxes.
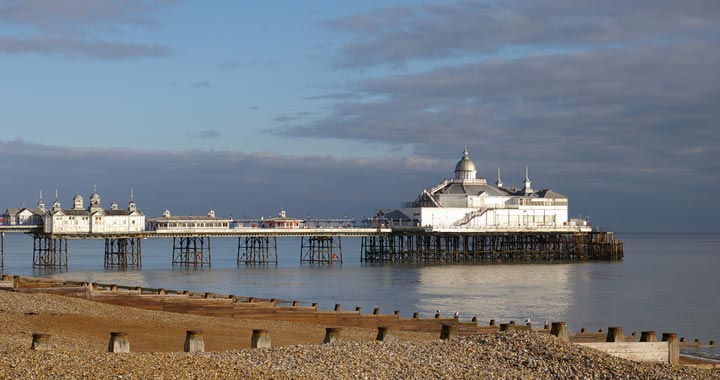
[381,149,574,230]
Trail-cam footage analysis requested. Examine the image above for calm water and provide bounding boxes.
[1,232,718,356]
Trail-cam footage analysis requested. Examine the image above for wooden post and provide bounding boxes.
[31,333,51,351]
[499,323,515,331]
[394,310,400,316]
[412,312,419,319]
[108,332,130,353]
[334,303,341,312]
[13,276,20,289]
[373,308,380,315]
[662,333,679,365]
[640,331,657,342]
[158,288,166,295]
[606,327,624,342]
[110,284,118,291]
[293,301,299,307]
[376,326,394,341]
[550,322,568,341]
[440,324,458,340]
[489,319,496,326]
[434,311,440,319]
[184,330,204,352]
[580,328,586,333]
[251,329,271,348]
[471,316,478,323]
[324,328,341,344]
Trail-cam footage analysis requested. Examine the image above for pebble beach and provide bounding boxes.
[1,290,719,379]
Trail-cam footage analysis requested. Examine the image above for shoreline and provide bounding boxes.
[1,274,719,378]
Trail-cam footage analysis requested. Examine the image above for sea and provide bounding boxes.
[1,232,718,359]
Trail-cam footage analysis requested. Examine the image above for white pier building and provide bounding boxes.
[44,188,145,234]
[381,149,574,230]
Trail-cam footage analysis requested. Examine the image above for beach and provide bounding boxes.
[1,289,719,379]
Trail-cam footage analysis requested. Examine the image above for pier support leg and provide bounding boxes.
[300,236,342,264]
[237,237,278,264]
[1,232,4,268]
[104,238,142,268]
[172,237,211,266]
[32,235,68,268]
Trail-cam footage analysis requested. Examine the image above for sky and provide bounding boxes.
[0,0,718,232]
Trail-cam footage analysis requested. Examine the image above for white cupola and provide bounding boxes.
[454,148,478,181]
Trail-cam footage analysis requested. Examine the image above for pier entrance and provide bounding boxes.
[172,237,211,266]
[237,237,278,264]
[32,235,68,268]
[104,238,142,268]
[300,236,342,264]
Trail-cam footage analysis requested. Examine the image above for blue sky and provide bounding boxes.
[1,1,718,231]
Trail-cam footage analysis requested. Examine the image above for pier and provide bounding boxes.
[0,225,622,268]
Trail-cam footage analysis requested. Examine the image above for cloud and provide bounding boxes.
[0,139,717,231]
[191,81,213,89]
[0,0,175,60]
[219,60,278,70]
[274,112,314,123]
[0,35,170,60]
[323,0,720,67]
[187,130,222,140]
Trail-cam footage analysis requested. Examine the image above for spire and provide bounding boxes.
[37,190,46,212]
[55,189,58,202]
[93,184,97,193]
[127,188,137,212]
[523,165,533,194]
[130,188,134,202]
[52,189,61,211]
[496,167,503,187]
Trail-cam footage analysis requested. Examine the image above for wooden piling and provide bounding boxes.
[440,324,458,340]
[434,311,440,319]
[373,308,380,315]
[394,310,400,316]
[412,312,419,319]
[31,333,51,351]
[355,306,362,313]
[251,329,271,348]
[324,328,341,344]
[184,330,204,352]
[489,319,496,326]
[499,323,515,331]
[606,327,624,342]
[108,332,130,353]
[471,316,478,323]
[376,326,394,341]
[334,303,341,312]
[640,331,657,342]
[662,333,679,365]
[292,301,298,307]
[550,322,568,341]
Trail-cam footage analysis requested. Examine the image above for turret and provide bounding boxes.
[523,165,533,194]
[37,190,46,212]
[496,167,503,188]
[52,189,61,211]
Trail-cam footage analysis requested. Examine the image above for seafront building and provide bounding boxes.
[147,209,231,232]
[380,149,571,230]
[43,188,145,234]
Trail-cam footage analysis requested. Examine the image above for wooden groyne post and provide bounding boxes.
[440,324,458,340]
[251,329,271,348]
[376,326,394,341]
[108,332,130,353]
[31,333,51,351]
[324,328,341,344]
[662,333,679,365]
[184,330,204,352]
[550,322,568,341]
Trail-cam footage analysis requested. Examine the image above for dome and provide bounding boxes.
[455,152,476,172]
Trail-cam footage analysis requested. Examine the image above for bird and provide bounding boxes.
[453,312,459,318]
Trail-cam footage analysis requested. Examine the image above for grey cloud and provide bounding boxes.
[219,60,278,70]
[0,0,174,60]
[187,130,222,140]
[191,81,213,89]
[0,35,171,59]
[0,139,716,232]
[274,112,314,123]
[0,140,434,221]
[324,0,720,67]
[275,41,720,223]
